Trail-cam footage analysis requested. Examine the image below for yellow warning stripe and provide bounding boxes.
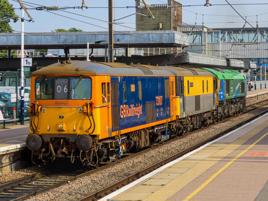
[183,132,268,201]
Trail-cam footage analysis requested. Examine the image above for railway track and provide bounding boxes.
[0,97,268,201]
[0,170,82,201]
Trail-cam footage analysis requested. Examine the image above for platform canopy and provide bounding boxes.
[175,52,248,69]
[0,31,188,49]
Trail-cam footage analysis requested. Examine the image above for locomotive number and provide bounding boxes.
[56,84,68,93]
[156,96,163,106]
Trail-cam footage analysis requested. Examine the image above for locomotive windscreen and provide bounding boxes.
[35,77,92,100]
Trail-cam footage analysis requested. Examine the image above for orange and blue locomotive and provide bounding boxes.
[26,61,246,166]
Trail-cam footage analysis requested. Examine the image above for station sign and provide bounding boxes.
[23,58,32,67]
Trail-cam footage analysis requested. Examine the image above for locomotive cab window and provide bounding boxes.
[71,77,91,99]
[35,77,91,100]
[36,77,53,100]
[55,78,69,99]
[101,82,110,103]
[107,83,110,102]
[102,83,107,103]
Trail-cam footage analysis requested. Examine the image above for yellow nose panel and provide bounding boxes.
[36,107,89,135]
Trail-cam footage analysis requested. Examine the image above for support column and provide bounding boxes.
[64,48,70,59]
[7,49,11,58]
[125,48,128,57]
[108,0,114,62]
[265,65,267,81]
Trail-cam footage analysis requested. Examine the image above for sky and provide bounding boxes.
[8,0,268,33]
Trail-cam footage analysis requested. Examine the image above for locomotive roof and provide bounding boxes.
[204,68,245,80]
[32,61,214,77]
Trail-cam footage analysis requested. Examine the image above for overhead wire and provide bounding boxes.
[10,1,268,29]
[15,0,107,30]
[19,0,135,30]
[222,0,268,56]
[21,2,268,8]
[224,0,255,29]
[21,0,108,23]
[9,0,268,50]
[11,0,116,30]
[182,0,268,57]
[61,10,135,30]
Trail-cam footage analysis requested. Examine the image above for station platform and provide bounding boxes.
[247,88,268,98]
[0,125,28,154]
[102,112,268,201]
[0,125,28,174]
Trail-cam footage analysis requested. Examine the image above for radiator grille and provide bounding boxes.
[146,101,156,123]
[195,95,201,111]
[112,82,119,130]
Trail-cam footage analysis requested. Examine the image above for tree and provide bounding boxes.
[54,27,83,32]
[68,27,82,32]
[0,0,17,32]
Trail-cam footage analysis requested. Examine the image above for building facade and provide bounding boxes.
[135,1,268,83]
[136,0,182,31]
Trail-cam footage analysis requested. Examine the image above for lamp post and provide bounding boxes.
[17,0,32,125]
[108,0,114,62]
[20,9,25,125]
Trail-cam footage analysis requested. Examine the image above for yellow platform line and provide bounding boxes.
[183,132,268,201]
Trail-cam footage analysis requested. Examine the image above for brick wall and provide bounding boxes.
[136,0,182,31]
